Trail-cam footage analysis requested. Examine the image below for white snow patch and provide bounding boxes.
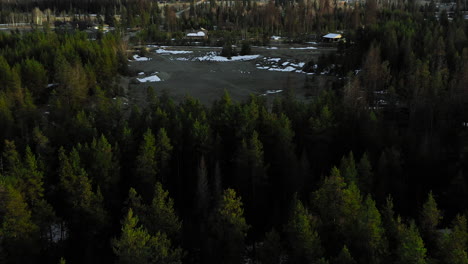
[155,48,193,55]
[261,89,283,96]
[271,36,282,40]
[289,47,318,50]
[268,66,297,72]
[187,31,206,37]
[138,72,145,75]
[193,52,260,62]
[133,54,151,61]
[137,74,161,83]
[267,58,281,62]
[289,62,305,68]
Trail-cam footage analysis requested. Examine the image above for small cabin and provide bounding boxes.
[322,33,342,42]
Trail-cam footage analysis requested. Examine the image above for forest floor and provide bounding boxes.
[125,43,337,105]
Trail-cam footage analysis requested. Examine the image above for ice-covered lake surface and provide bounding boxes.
[127,44,336,105]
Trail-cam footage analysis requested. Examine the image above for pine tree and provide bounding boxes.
[2,142,44,207]
[285,196,322,264]
[397,221,427,264]
[196,156,209,214]
[21,59,47,101]
[312,167,346,226]
[333,246,356,264]
[258,229,282,264]
[356,195,387,263]
[88,135,120,199]
[155,128,173,184]
[211,189,249,264]
[146,182,182,241]
[0,183,38,263]
[419,191,442,249]
[135,129,158,199]
[357,152,373,194]
[339,152,358,184]
[58,147,94,213]
[112,208,153,264]
[441,215,468,264]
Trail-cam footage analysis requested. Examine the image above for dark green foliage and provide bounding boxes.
[357,153,373,194]
[440,215,468,264]
[211,189,249,264]
[240,41,251,56]
[135,129,158,199]
[397,221,427,264]
[112,209,183,264]
[0,183,38,263]
[0,5,467,263]
[285,196,322,263]
[258,229,282,264]
[333,246,356,264]
[146,182,182,240]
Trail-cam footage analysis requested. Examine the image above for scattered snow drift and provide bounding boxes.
[174,52,260,62]
[155,49,193,55]
[187,31,206,37]
[137,74,161,83]
[256,57,306,73]
[289,47,318,50]
[267,58,281,62]
[261,90,283,96]
[133,54,151,61]
[268,66,297,72]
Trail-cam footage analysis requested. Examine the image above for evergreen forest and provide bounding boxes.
[0,0,468,263]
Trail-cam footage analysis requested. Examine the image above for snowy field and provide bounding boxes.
[126,44,336,105]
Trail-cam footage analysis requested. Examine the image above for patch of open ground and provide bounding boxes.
[126,44,336,105]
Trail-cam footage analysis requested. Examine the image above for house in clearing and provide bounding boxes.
[322,33,343,42]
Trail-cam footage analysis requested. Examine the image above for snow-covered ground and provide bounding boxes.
[267,66,297,72]
[155,48,193,55]
[260,89,283,96]
[137,73,161,83]
[255,57,307,74]
[173,52,260,62]
[289,46,317,50]
[133,54,151,61]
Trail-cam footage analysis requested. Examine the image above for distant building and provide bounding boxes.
[322,33,342,42]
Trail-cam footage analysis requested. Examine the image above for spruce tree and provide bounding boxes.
[211,189,249,264]
[285,195,322,264]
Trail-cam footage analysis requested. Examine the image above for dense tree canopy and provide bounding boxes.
[0,0,467,263]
